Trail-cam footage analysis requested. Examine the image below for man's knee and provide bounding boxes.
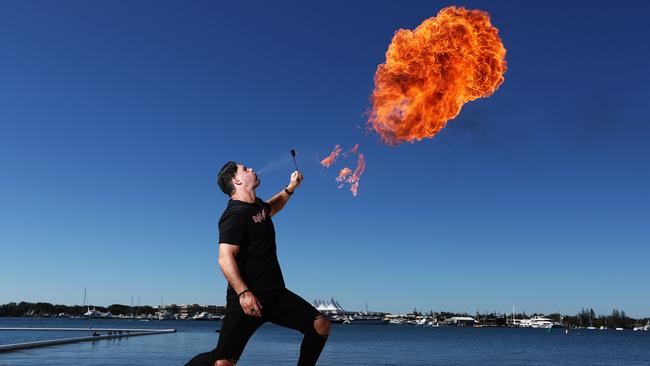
[215,359,237,366]
[313,316,331,338]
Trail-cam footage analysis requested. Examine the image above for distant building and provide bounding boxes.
[442,316,477,327]
[477,314,507,327]
[313,298,345,314]
[177,304,225,319]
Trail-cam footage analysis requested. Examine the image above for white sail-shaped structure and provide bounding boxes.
[313,297,345,314]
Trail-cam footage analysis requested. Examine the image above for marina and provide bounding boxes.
[1,317,649,365]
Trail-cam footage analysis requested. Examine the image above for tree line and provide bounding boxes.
[411,307,648,329]
[0,302,157,317]
[1,302,648,328]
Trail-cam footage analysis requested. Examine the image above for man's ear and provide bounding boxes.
[232,176,242,186]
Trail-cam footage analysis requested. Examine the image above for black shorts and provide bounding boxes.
[212,288,321,362]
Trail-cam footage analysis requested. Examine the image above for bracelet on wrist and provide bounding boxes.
[238,289,251,298]
[284,186,294,196]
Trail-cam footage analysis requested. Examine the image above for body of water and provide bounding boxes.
[0,317,649,365]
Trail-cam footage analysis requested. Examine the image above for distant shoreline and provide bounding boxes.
[2,301,648,330]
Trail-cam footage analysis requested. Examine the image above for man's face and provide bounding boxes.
[235,164,260,189]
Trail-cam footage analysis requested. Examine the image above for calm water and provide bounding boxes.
[1,317,649,365]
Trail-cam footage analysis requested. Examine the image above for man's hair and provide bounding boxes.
[217,161,238,196]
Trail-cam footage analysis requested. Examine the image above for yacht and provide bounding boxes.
[415,316,438,327]
[83,308,106,318]
[327,314,348,324]
[348,314,388,325]
[191,312,223,320]
[521,316,560,329]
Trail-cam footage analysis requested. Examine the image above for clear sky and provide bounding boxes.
[1,0,649,317]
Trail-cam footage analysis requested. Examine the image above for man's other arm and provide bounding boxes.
[218,243,263,317]
[218,243,247,294]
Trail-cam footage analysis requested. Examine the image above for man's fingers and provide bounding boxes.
[246,307,260,317]
[255,298,263,315]
[242,296,263,317]
[291,171,304,183]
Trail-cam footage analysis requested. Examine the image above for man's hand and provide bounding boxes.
[287,171,304,192]
[240,291,263,317]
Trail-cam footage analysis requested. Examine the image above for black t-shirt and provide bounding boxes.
[218,197,285,296]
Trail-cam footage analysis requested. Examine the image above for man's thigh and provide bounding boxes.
[266,289,321,333]
[213,299,264,361]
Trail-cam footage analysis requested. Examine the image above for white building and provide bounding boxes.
[442,316,477,327]
[313,298,345,314]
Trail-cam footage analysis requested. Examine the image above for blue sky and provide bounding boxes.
[1,0,649,317]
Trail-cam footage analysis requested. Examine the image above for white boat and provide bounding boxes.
[81,287,109,318]
[192,312,222,321]
[520,316,560,329]
[633,321,650,331]
[345,301,388,325]
[157,310,173,321]
[193,311,211,320]
[83,308,106,318]
[348,314,388,325]
[415,316,439,327]
[326,314,348,324]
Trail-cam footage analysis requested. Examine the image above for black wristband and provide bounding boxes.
[284,186,294,196]
[238,289,251,298]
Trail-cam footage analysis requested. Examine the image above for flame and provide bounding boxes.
[348,153,365,196]
[336,167,353,182]
[350,182,360,196]
[320,145,342,167]
[369,6,507,145]
[321,145,366,197]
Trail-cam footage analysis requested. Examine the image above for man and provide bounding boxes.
[186,162,330,366]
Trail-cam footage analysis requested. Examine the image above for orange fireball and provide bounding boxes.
[369,6,507,145]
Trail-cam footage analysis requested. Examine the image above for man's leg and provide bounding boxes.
[297,314,330,366]
[185,297,264,366]
[185,352,238,366]
[266,289,331,366]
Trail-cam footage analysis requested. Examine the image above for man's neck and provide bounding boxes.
[231,189,256,203]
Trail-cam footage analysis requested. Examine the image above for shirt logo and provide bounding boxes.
[252,209,267,223]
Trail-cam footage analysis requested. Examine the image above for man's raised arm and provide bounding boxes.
[266,171,303,217]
